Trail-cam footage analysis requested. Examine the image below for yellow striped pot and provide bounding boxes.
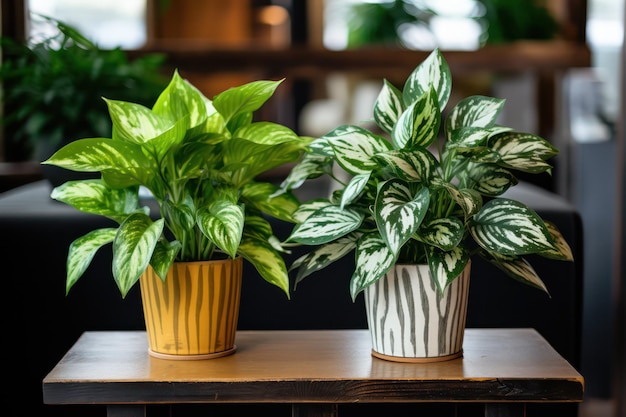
[364,262,471,363]
[139,257,243,360]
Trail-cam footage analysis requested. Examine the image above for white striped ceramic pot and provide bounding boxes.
[364,262,471,362]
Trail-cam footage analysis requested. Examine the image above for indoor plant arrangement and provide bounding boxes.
[42,70,309,359]
[281,49,573,361]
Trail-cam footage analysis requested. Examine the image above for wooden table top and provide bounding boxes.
[43,328,584,405]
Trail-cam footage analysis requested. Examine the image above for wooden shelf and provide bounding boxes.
[129,40,591,79]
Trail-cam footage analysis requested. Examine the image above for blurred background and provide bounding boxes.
[0,1,624,416]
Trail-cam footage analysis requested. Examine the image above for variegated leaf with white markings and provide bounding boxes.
[288,205,364,245]
[445,95,505,137]
[426,246,470,293]
[539,220,574,261]
[292,234,359,286]
[197,200,245,259]
[375,179,430,254]
[374,79,404,134]
[416,217,464,251]
[238,234,290,297]
[341,173,370,209]
[440,184,483,219]
[374,148,438,183]
[329,126,393,175]
[481,251,549,294]
[464,164,518,196]
[490,131,559,173]
[350,233,396,300]
[470,198,556,255]
[392,88,440,150]
[403,48,452,110]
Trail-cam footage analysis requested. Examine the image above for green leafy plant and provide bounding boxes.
[42,71,310,298]
[0,15,167,160]
[281,49,573,301]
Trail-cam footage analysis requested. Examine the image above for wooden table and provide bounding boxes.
[42,329,584,417]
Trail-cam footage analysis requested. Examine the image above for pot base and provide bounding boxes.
[371,349,463,363]
[148,346,237,361]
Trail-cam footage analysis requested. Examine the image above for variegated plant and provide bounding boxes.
[281,49,573,301]
[43,71,310,298]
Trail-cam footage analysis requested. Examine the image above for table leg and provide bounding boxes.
[484,403,526,417]
[107,404,146,417]
[292,403,339,417]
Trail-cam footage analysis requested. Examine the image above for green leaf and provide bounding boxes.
[197,200,244,259]
[374,148,438,183]
[340,172,370,209]
[403,48,452,110]
[539,221,574,261]
[42,137,149,175]
[392,88,440,150]
[491,132,558,173]
[241,182,300,223]
[464,164,518,196]
[112,213,164,298]
[350,233,396,301]
[234,121,301,145]
[279,152,332,192]
[213,79,283,124]
[291,199,334,223]
[287,205,364,245]
[66,228,117,294]
[374,79,404,134]
[417,217,464,251]
[238,235,290,297]
[151,70,209,129]
[105,99,175,144]
[441,185,483,219]
[375,179,430,254]
[149,239,182,280]
[426,246,470,294]
[470,198,556,255]
[291,234,359,287]
[328,126,393,175]
[446,95,505,135]
[50,180,141,223]
[480,251,549,294]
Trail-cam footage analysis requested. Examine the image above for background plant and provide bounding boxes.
[281,49,573,301]
[0,15,167,160]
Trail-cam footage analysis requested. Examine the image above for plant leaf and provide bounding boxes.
[465,164,518,196]
[417,217,464,251]
[350,233,396,301]
[328,126,393,175]
[374,79,404,134]
[105,99,175,144]
[213,79,283,124]
[291,234,359,287]
[66,228,117,294]
[340,172,370,209]
[446,95,505,135]
[539,220,574,261]
[470,198,556,255]
[426,246,470,294]
[403,48,452,110]
[197,200,244,259]
[112,213,164,298]
[287,205,364,245]
[392,88,440,150]
[374,148,438,183]
[151,70,208,129]
[149,238,182,280]
[480,251,549,294]
[241,182,300,223]
[375,179,430,254]
[238,234,290,297]
[491,131,558,173]
[50,180,142,223]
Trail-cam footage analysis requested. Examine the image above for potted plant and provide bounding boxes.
[280,49,573,362]
[42,70,310,359]
[0,15,167,181]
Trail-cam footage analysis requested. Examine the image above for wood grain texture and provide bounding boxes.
[43,329,583,406]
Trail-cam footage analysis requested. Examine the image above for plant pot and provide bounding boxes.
[139,257,243,360]
[364,262,471,363]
